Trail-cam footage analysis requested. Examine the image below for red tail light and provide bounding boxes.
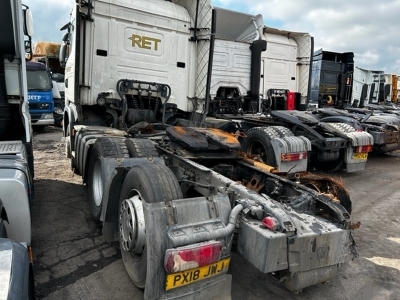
[354,145,373,153]
[164,241,222,273]
[262,216,280,231]
[280,152,307,162]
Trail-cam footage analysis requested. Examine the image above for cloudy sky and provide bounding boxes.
[24,0,400,75]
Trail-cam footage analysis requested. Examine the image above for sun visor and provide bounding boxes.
[214,7,264,42]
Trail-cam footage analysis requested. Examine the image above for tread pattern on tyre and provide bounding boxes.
[242,126,278,166]
[323,122,356,133]
[247,126,294,139]
[136,163,182,203]
[96,137,130,158]
[125,138,159,158]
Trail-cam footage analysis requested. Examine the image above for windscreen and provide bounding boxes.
[27,69,52,91]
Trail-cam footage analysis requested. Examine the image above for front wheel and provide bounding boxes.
[119,163,182,288]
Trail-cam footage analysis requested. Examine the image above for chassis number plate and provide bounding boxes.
[352,152,368,159]
[165,258,230,291]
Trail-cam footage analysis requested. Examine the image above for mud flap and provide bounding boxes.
[142,196,232,300]
[344,131,374,172]
[270,136,311,173]
[100,156,166,241]
[317,122,373,172]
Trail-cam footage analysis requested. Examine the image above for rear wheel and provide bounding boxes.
[125,138,159,158]
[241,126,287,166]
[119,163,182,288]
[88,137,129,221]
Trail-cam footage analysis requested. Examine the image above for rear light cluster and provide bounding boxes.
[354,145,373,153]
[164,241,222,273]
[280,152,307,162]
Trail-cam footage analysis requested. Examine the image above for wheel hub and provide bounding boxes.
[249,140,267,162]
[119,196,146,254]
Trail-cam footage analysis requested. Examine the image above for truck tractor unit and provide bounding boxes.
[33,41,65,126]
[209,8,312,116]
[316,106,400,154]
[206,8,373,173]
[310,49,396,108]
[0,0,35,298]
[59,1,360,299]
[308,49,400,153]
[26,60,55,128]
[309,49,354,109]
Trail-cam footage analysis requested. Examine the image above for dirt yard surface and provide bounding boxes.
[32,126,400,300]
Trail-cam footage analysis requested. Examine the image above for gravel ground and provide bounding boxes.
[32,126,400,300]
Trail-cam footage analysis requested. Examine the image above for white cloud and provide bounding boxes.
[220,0,400,74]
[23,0,75,43]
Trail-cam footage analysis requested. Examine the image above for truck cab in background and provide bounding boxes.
[309,49,397,108]
[210,8,313,116]
[26,60,54,128]
[33,41,65,126]
[208,8,372,173]
[308,49,400,154]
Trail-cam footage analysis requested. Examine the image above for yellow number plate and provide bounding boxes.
[165,258,230,291]
[352,153,368,159]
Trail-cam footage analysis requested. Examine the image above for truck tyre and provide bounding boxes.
[119,163,182,288]
[241,126,292,166]
[125,138,159,158]
[88,137,129,221]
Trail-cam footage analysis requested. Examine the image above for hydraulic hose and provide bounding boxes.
[170,204,244,248]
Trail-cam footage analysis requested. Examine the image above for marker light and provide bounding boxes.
[164,241,222,273]
[262,216,280,231]
[280,152,307,162]
[354,145,373,153]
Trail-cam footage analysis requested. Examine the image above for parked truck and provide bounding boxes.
[309,49,397,108]
[26,60,55,128]
[33,41,65,126]
[60,1,360,299]
[207,8,373,173]
[0,0,35,298]
[309,49,400,153]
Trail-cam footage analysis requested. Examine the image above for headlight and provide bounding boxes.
[54,107,63,114]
